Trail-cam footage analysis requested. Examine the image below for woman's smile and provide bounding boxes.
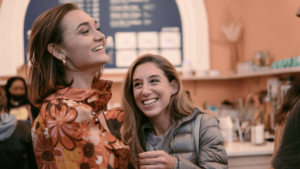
[142,98,159,105]
[91,45,104,52]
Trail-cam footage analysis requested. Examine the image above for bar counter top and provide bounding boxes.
[225,141,274,157]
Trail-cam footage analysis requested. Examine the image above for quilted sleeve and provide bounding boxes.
[198,114,228,169]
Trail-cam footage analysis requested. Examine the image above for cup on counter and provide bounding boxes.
[251,124,265,145]
[219,115,233,143]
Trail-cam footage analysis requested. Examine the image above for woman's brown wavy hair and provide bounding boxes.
[27,3,102,105]
[121,54,196,169]
[275,78,300,125]
[0,87,7,113]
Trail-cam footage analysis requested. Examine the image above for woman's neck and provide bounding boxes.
[65,70,95,90]
[149,113,172,136]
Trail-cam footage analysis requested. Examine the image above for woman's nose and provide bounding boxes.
[94,30,105,41]
[142,84,151,96]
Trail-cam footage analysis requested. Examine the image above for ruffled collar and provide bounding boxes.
[41,79,113,112]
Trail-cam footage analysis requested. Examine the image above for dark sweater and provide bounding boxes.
[0,117,38,169]
[271,99,300,169]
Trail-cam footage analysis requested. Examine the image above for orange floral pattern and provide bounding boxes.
[79,120,92,140]
[32,80,129,169]
[45,102,81,150]
[34,134,58,169]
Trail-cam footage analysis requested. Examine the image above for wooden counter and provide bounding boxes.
[225,141,274,169]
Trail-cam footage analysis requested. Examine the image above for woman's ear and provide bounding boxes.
[171,80,179,95]
[47,43,65,60]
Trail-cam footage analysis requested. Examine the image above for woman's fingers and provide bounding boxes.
[139,151,167,165]
[138,151,175,169]
[138,150,165,159]
[140,164,164,169]
[139,157,160,165]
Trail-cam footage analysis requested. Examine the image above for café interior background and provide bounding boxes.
[1,0,300,168]
[1,0,300,139]
[100,0,300,107]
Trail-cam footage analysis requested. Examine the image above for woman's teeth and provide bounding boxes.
[92,46,103,52]
[143,99,158,105]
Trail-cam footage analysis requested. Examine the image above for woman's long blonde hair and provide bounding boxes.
[121,54,195,169]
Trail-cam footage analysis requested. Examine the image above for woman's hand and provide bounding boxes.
[138,150,176,169]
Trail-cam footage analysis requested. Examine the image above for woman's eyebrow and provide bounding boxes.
[149,75,160,78]
[133,78,140,83]
[76,22,89,30]
[76,20,98,30]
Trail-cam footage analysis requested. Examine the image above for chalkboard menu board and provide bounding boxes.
[24,0,183,71]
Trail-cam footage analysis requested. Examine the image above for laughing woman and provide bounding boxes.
[121,54,228,169]
[27,3,129,169]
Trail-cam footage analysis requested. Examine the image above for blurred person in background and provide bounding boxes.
[269,9,300,169]
[0,87,37,169]
[269,78,300,169]
[27,3,129,169]
[5,77,39,126]
[121,54,228,169]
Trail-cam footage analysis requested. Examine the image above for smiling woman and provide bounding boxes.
[121,54,228,169]
[132,62,178,122]
[27,3,129,169]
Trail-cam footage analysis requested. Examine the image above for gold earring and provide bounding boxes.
[62,59,66,66]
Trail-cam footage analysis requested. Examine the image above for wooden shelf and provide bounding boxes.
[105,67,300,83]
[1,67,299,86]
[181,67,300,81]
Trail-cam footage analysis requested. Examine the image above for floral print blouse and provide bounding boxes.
[31,80,129,169]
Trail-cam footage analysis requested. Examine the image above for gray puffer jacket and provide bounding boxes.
[145,107,228,169]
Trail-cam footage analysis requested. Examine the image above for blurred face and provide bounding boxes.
[59,10,109,72]
[10,80,26,101]
[132,62,177,120]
